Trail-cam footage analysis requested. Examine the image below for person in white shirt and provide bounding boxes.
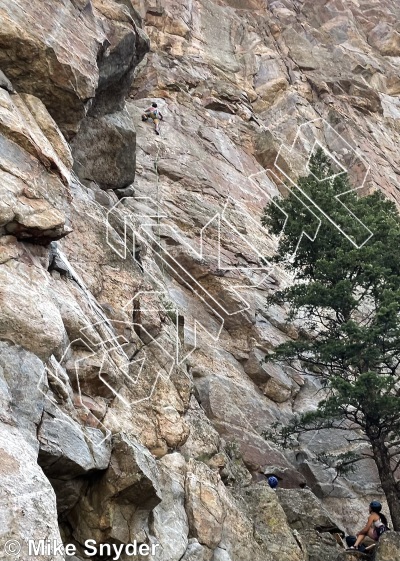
[142,102,163,135]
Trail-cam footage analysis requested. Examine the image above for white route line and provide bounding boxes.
[254,117,374,249]
[40,115,378,449]
[38,342,112,448]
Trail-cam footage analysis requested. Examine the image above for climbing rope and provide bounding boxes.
[153,139,165,278]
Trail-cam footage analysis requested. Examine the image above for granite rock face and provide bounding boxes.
[0,0,400,559]
[0,0,149,136]
[70,109,138,190]
[374,532,400,561]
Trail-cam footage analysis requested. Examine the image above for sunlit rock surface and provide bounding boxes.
[0,0,400,558]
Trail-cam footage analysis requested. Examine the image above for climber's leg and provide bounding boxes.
[154,118,160,135]
[353,532,367,549]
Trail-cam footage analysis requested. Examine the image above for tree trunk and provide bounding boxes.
[369,434,400,531]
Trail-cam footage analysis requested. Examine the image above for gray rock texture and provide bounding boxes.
[374,532,400,561]
[0,0,399,559]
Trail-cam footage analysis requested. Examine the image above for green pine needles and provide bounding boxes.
[262,147,400,529]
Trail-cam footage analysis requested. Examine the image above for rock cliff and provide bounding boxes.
[1,0,400,560]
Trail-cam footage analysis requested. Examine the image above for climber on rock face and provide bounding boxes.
[142,102,163,135]
[347,501,389,551]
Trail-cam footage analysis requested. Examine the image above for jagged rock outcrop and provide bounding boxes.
[277,489,343,561]
[70,110,138,189]
[374,532,400,561]
[1,0,400,559]
[0,0,149,136]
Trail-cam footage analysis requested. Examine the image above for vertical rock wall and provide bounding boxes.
[0,0,400,560]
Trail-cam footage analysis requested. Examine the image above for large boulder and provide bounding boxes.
[0,424,64,561]
[0,258,65,360]
[277,489,344,561]
[71,109,137,190]
[0,0,101,135]
[0,89,71,244]
[0,0,149,135]
[0,342,45,447]
[234,485,305,561]
[37,412,111,478]
[374,532,400,561]
[20,93,73,170]
[277,488,342,532]
[0,89,70,184]
[185,460,271,561]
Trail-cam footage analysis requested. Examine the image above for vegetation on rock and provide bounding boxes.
[262,148,400,530]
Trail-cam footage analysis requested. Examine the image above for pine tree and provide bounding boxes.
[261,148,400,530]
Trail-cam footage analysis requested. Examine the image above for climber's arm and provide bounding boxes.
[357,514,375,536]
